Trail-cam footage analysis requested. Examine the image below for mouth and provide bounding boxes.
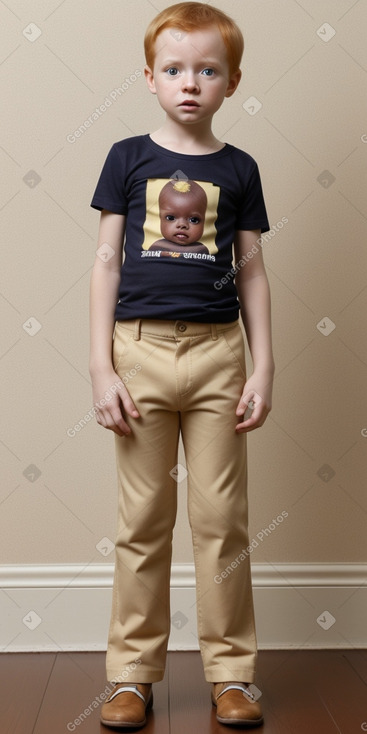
[173,232,189,240]
[179,100,200,108]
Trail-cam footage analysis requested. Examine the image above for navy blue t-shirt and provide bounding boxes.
[91,134,269,323]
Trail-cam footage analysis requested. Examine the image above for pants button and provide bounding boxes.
[177,322,187,332]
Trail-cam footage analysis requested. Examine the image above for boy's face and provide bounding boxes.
[145,26,241,125]
[159,193,205,245]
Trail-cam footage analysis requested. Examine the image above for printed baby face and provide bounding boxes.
[159,180,207,245]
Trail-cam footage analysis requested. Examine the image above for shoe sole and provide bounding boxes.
[216,713,264,727]
[100,719,146,729]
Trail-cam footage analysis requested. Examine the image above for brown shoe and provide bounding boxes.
[100,683,153,729]
[212,682,263,727]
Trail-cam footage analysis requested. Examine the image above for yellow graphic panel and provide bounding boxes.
[142,178,220,255]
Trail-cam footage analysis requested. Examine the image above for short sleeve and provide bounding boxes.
[90,144,128,214]
[236,162,270,233]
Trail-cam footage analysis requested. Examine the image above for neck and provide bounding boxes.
[150,117,224,155]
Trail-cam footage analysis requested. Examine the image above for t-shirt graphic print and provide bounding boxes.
[142,177,219,261]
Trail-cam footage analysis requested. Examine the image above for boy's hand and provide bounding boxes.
[91,370,140,437]
[235,372,273,433]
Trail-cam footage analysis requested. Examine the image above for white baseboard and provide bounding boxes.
[1,563,366,652]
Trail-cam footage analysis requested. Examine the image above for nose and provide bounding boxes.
[176,217,189,228]
[182,72,199,93]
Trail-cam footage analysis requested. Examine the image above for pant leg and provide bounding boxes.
[180,323,257,683]
[106,319,257,684]
[106,323,180,683]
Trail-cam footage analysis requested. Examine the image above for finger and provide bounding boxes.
[118,384,140,418]
[108,406,133,436]
[236,404,268,433]
[235,395,245,416]
[95,400,132,437]
[95,409,107,428]
[236,416,260,433]
[236,389,263,416]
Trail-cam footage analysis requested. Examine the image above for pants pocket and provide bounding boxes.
[112,324,133,373]
[220,325,247,379]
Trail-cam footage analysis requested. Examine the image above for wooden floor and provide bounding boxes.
[1,649,367,733]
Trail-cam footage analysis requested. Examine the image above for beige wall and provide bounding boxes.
[1,0,366,569]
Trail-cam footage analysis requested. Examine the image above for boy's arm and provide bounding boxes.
[89,210,139,436]
[233,229,275,432]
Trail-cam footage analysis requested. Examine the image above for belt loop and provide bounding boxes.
[211,323,218,341]
[133,319,141,341]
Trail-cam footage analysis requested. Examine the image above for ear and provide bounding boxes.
[225,69,242,98]
[144,65,157,94]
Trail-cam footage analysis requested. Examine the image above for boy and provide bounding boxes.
[90,2,274,728]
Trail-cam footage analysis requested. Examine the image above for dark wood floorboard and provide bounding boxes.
[0,652,56,734]
[33,651,106,734]
[256,649,367,733]
[342,648,367,682]
[168,650,216,734]
[0,650,366,733]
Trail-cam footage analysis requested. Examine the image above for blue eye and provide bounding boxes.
[202,68,214,76]
[166,67,179,76]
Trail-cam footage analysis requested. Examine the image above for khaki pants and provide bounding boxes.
[107,319,257,684]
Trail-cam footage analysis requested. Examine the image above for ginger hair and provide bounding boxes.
[144,2,244,77]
